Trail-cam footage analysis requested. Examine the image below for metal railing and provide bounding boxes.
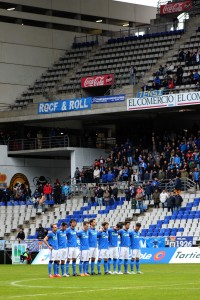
[67,177,196,196]
[7,136,117,152]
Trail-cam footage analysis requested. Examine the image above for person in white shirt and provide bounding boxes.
[160,189,169,210]
[93,166,100,184]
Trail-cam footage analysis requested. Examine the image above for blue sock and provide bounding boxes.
[97,260,101,273]
[130,260,134,272]
[57,263,60,274]
[104,261,108,273]
[83,261,87,274]
[91,261,95,273]
[61,264,64,275]
[48,261,53,275]
[66,261,69,275]
[118,259,123,272]
[85,261,89,274]
[72,261,76,275]
[53,262,57,275]
[79,261,83,274]
[113,259,117,272]
[136,260,140,272]
[124,259,128,273]
[108,259,111,272]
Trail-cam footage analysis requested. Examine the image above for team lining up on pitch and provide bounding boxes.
[43,219,143,277]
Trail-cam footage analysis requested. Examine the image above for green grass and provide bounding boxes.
[0,264,199,300]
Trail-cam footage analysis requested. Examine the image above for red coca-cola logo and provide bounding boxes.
[82,74,114,88]
[84,76,105,87]
[163,3,183,14]
[161,1,192,14]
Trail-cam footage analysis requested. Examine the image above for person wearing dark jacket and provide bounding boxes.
[112,184,118,201]
[175,193,183,210]
[37,224,46,240]
[152,188,160,208]
[174,176,182,192]
[16,228,25,243]
[97,185,104,206]
[145,182,152,202]
[166,192,175,213]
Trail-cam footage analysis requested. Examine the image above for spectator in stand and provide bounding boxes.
[130,184,137,200]
[101,170,107,184]
[152,188,160,208]
[193,168,200,190]
[82,184,89,203]
[122,166,129,181]
[93,166,100,184]
[174,176,182,193]
[88,186,96,203]
[36,223,46,240]
[168,78,175,90]
[124,186,131,202]
[74,167,81,183]
[166,63,174,75]
[62,182,70,200]
[97,185,104,206]
[107,169,114,183]
[176,65,184,85]
[174,192,183,210]
[145,181,152,202]
[136,185,144,213]
[159,189,168,210]
[43,182,52,201]
[16,228,25,243]
[193,70,200,84]
[152,75,161,89]
[178,49,186,62]
[112,184,118,202]
[166,192,175,213]
[104,185,111,206]
[53,181,62,204]
[32,188,40,209]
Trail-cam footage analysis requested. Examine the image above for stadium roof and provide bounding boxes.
[113,0,158,7]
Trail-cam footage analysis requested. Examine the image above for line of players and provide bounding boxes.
[43,219,143,278]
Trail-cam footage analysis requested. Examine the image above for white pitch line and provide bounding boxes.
[2,282,199,299]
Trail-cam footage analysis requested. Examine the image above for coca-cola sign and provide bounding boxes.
[160,0,192,15]
[81,74,115,88]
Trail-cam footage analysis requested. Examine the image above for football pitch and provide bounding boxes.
[0,264,199,300]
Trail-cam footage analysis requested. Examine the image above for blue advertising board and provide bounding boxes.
[38,97,91,114]
[0,240,5,251]
[92,94,125,104]
[140,237,165,248]
[175,236,193,247]
[140,247,177,264]
[136,89,164,98]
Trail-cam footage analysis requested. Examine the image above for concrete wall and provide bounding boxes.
[0,22,81,105]
[0,146,70,190]
[69,147,107,178]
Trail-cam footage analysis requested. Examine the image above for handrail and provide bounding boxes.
[7,136,116,151]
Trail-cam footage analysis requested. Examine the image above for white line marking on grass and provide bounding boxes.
[3,282,199,299]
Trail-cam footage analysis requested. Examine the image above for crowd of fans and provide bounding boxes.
[141,49,200,92]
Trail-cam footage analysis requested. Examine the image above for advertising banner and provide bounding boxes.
[169,247,200,264]
[175,237,193,247]
[92,94,125,104]
[127,91,200,111]
[81,74,115,88]
[136,89,164,98]
[140,237,165,248]
[160,1,192,15]
[12,243,27,264]
[38,98,91,114]
[32,247,200,265]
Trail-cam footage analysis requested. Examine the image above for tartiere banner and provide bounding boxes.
[81,74,115,88]
[160,1,192,15]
